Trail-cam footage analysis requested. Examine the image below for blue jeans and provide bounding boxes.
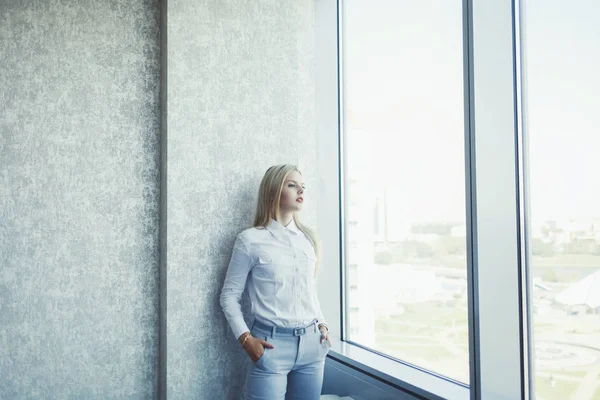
[245,319,330,400]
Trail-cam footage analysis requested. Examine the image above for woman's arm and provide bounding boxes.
[219,235,253,340]
[220,235,276,361]
[316,301,331,346]
[316,301,328,331]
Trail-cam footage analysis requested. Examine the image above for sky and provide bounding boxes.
[342,0,600,227]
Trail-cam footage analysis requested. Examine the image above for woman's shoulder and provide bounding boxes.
[236,226,268,243]
[234,227,269,259]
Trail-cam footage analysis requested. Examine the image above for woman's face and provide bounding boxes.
[279,170,305,213]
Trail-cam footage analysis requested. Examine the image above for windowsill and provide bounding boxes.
[326,338,470,400]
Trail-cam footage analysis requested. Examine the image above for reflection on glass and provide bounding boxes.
[342,0,468,383]
[523,1,600,399]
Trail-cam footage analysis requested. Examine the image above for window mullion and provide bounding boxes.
[467,0,528,399]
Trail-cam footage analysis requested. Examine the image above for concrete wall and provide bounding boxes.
[166,1,318,398]
[1,0,319,398]
[0,1,161,398]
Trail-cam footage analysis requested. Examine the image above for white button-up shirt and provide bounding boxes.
[220,218,327,340]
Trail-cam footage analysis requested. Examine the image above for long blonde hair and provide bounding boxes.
[252,164,322,278]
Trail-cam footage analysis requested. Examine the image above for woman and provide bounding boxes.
[220,164,331,400]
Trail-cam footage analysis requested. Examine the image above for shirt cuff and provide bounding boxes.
[231,319,251,340]
[316,309,327,327]
[316,318,328,330]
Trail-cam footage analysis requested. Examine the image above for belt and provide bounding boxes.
[252,319,317,336]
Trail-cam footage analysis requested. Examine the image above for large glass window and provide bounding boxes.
[523,1,600,399]
[341,0,469,383]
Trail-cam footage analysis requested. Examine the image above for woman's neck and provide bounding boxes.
[276,212,293,227]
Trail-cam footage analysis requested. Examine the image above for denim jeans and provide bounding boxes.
[245,319,330,400]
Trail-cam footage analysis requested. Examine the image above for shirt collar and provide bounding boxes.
[266,218,301,241]
[285,218,301,234]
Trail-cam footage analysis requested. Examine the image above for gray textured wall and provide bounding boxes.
[1,0,319,398]
[0,1,161,398]
[166,0,318,398]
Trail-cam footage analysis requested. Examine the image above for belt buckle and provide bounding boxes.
[293,327,305,336]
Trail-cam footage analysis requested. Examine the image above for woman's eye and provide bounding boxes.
[288,184,296,188]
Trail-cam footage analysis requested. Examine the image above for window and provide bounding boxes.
[341,0,469,384]
[323,1,600,398]
[523,1,600,399]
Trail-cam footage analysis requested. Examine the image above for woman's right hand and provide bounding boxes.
[241,334,275,362]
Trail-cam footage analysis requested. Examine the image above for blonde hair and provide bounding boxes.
[252,164,322,278]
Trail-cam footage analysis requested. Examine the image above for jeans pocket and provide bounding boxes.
[322,341,330,355]
[316,336,329,360]
[255,350,266,367]
[251,331,270,367]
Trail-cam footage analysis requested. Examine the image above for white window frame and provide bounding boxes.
[315,1,533,399]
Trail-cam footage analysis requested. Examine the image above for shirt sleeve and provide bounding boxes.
[219,234,253,340]
[314,286,328,328]
[312,256,328,328]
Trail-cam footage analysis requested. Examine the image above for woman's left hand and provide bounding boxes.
[319,326,331,348]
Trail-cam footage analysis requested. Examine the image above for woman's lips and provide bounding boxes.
[296,198,303,203]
